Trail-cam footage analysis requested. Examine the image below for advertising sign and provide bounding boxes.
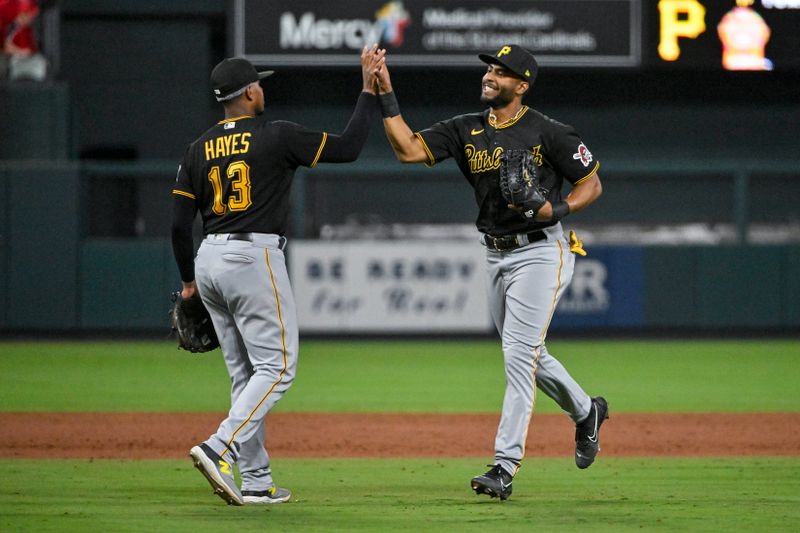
[290,241,644,333]
[551,246,644,328]
[289,240,493,333]
[235,0,641,67]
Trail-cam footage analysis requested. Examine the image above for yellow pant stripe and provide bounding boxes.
[518,240,564,467]
[540,240,564,340]
[222,248,289,458]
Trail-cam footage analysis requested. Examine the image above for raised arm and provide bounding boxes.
[374,54,430,164]
[314,45,383,163]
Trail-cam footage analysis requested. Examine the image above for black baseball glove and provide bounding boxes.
[499,149,546,220]
[169,292,219,353]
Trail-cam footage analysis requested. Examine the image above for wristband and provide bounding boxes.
[379,91,400,118]
[551,201,570,222]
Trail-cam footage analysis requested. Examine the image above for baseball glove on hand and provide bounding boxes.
[499,149,546,220]
[169,292,219,353]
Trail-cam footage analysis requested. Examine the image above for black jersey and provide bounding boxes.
[415,106,600,236]
[172,116,327,236]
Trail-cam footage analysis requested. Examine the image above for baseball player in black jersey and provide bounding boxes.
[172,46,383,506]
[374,45,608,501]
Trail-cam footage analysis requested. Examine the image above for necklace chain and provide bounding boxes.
[489,105,526,128]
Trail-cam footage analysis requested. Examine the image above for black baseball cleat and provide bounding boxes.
[471,464,513,500]
[575,396,609,469]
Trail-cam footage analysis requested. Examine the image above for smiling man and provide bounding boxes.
[373,44,608,501]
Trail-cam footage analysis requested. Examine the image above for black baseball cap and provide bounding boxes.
[478,45,538,84]
[210,57,274,102]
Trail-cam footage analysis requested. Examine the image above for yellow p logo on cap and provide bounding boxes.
[497,46,512,57]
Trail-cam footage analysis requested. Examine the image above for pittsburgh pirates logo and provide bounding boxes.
[497,46,512,57]
[572,143,593,167]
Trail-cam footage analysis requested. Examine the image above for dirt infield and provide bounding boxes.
[2,412,799,459]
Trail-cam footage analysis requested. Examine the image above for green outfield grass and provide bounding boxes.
[1,339,799,531]
[0,339,798,413]
[2,457,799,532]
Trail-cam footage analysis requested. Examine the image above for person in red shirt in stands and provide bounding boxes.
[0,0,45,80]
[1,0,39,55]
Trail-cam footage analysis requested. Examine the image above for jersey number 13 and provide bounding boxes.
[207,160,252,215]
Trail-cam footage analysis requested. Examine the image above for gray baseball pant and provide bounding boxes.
[486,225,592,476]
[194,233,298,492]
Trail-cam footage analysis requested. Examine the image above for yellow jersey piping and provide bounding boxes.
[414,132,436,166]
[217,115,253,124]
[172,189,196,200]
[310,132,328,168]
[490,106,529,130]
[573,161,600,185]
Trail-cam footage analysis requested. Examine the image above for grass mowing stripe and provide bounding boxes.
[0,340,798,412]
[1,458,798,532]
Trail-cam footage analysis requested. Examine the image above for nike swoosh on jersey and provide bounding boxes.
[471,128,484,135]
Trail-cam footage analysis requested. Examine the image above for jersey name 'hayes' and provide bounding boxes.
[173,117,327,236]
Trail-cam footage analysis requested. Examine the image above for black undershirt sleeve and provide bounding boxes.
[316,91,377,163]
[171,195,197,282]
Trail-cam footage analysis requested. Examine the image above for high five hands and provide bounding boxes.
[372,47,392,94]
[361,44,386,94]
[359,45,392,94]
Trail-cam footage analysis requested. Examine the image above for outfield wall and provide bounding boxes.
[1,159,798,333]
[0,218,797,333]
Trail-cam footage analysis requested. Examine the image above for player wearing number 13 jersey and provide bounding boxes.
[171,48,383,506]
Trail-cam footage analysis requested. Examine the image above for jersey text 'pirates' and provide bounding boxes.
[415,106,600,236]
[172,116,327,235]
